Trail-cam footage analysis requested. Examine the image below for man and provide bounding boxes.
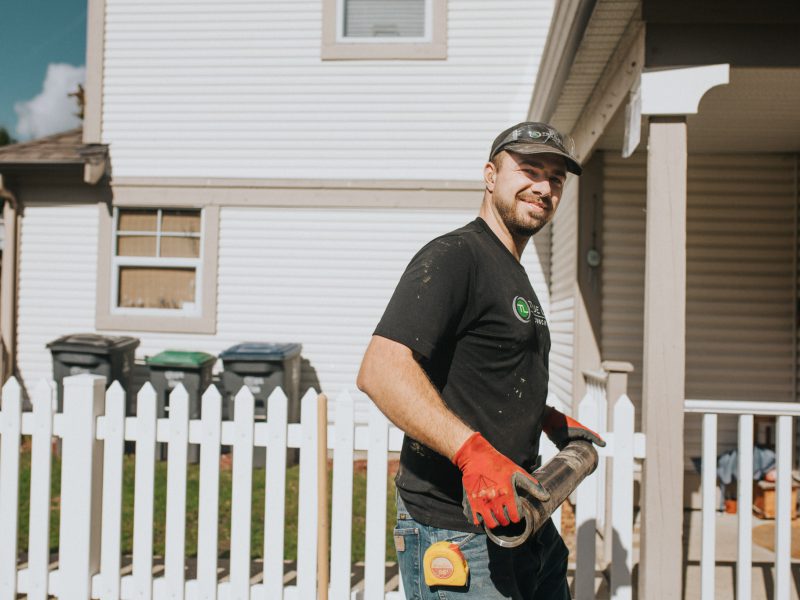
[357,122,604,599]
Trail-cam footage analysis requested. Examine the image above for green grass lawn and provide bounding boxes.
[16,444,398,564]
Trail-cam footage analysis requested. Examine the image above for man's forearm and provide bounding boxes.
[357,335,473,460]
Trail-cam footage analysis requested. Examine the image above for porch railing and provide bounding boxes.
[573,362,645,600]
[684,399,799,600]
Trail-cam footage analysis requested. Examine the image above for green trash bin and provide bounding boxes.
[146,350,216,462]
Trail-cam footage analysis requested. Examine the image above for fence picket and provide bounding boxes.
[575,391,599,600]
[132,383,158,600]
[610,395,634,600]
[774,415,793,600]
[330,392,355,600]
[295,389,320,600]
[736,414,753,600]
[0,377,22,600]
[197,385,222,600]
[165,385,190,599]
[700,413,718,600]
[229,386,255,599]
[99,382,126,600]
[264,387,289,599]
[26,380,54,600]
[363,404,389,600]
[59,374,105,600]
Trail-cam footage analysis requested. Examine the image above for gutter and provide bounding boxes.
[0,175,19,383]
[528,0,597,122]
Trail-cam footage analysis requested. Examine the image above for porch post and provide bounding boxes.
[633,64,728,599]
[638,116,687,599]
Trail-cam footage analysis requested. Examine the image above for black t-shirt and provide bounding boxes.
[374,217,551,532]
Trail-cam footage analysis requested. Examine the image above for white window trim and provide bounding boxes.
[96,202,219,334]
[110,208,204,318]
[322,0,447,60]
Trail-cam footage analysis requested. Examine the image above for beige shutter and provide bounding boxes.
[602,152,797,463]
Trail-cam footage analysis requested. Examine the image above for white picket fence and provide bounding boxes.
[0,372,644,599]
[685,399,800,600]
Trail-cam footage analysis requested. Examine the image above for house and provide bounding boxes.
[1,0,798,597]
[0,0,555,423]
[528,0,800,596]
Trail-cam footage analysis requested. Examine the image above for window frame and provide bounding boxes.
[96,202,219,334]
[111,207,204,317]
[321,0,447,60]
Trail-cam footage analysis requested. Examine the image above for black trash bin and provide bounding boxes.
[146,350,216,462]
[47,333,140,413]
[219,342,302,466]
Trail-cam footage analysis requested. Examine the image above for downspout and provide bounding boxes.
[0,175,19,384]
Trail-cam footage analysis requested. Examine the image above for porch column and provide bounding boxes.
[635,64,729,599]
[638,116,687,599]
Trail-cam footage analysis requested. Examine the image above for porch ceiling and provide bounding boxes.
[596,67,800,154]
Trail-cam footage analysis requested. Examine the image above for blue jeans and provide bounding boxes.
[394,494,570,600]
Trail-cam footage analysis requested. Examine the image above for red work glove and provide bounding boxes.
[452,432,549,529]
[541,406,606,450]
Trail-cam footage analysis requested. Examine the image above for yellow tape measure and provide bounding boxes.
[423,541,469,587]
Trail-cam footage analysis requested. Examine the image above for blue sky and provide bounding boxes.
[1,0,87,141]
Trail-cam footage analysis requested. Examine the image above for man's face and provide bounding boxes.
[485,151,566,237]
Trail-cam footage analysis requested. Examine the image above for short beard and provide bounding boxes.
[495,197,549,237]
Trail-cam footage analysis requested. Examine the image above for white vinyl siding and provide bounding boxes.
[547,180,578,410]
[601,152,797,464]
[17,204,100,391]
[101,0,555,180]
[16,205,550,422]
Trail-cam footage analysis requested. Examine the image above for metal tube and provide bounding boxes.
[486,440,599,548]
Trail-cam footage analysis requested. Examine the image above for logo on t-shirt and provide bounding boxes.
[513,296,548,326]
[513,296,531,322]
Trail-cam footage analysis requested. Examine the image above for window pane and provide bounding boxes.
[344,0,425,37]
[117,235,157,257]
[161,236,200,258]
[162,210,201,234]
[118,209,157,232]
[118,267,195,309]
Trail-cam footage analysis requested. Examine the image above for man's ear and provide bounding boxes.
[483,161,496,192]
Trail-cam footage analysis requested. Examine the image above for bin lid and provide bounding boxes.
[219,342,302,361]
[146,350,217,369]
[47,333,140,355]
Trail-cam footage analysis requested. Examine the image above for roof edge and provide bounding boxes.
[528,0,598,124]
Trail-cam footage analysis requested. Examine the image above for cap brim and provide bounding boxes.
[501,142,582,176]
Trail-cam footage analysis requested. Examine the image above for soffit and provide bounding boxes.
[548,0,641,135]
[597,67,800,153]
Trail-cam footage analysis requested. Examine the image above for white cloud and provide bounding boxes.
[15,63,86,140]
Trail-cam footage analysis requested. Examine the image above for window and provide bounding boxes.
[96,204,219,334]
[322,0,446,60]
[113,208,202,313]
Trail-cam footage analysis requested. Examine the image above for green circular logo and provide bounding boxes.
[514,296,531,323]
